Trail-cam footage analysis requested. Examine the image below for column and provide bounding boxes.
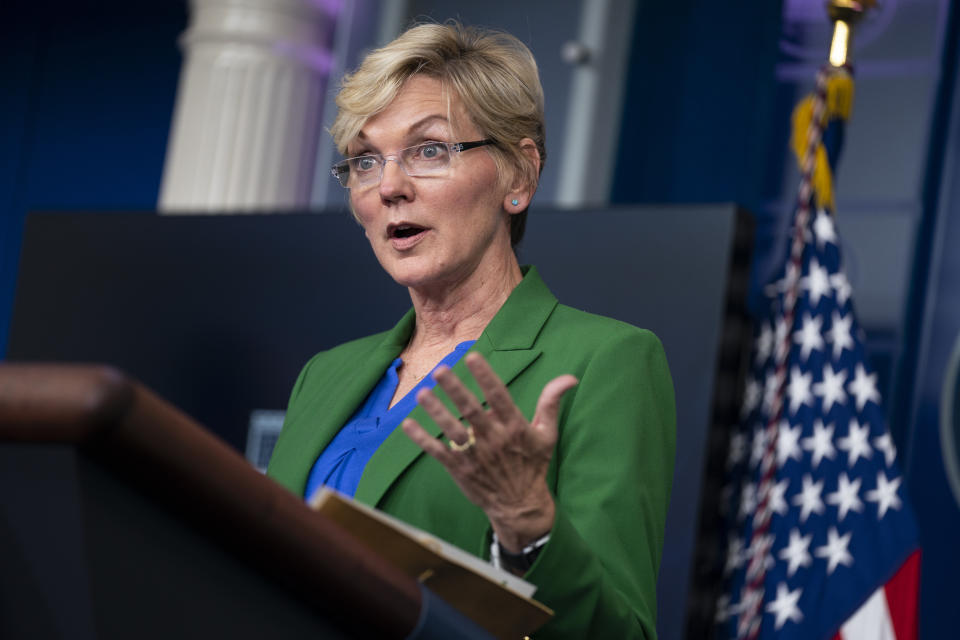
[159,0,336,212]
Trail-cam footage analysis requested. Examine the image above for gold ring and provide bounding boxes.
[449,427,476,452]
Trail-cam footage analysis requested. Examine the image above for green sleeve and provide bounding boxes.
[286,356,312,407]
[526,329,676,639]
[265,352,322,484]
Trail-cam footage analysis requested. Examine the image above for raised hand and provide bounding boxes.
[401,352,578,552]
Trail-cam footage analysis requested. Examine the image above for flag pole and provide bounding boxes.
[827,1,874,68]
[737,3,874,639]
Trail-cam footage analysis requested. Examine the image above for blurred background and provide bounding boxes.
[2,0,958,637]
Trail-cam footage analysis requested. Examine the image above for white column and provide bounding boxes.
[159,0,334,213]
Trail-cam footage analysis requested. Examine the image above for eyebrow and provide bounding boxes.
[406,114,450,136]
[355,114,451,149]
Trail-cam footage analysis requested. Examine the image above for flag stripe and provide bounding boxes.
[884,550,921,640]
[831,551,920,640]
[838,586,895,640]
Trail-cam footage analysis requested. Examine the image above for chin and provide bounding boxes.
[378,256,437,288]
[389,268,447,291]
[382,255,465,292]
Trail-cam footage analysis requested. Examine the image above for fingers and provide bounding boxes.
[464,353,526,424]
[401,417,455,464]
[409,353,576,457]
[432,364,494,433]
[532,375,578,436]
[415,385,474,447]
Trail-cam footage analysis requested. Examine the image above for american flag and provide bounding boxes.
[715,66,920,640]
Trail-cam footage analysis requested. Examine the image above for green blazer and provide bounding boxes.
[267,266,676,639]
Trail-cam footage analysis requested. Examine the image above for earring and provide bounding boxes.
[511,199,520,206]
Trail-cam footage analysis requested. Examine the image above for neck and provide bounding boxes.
[406,251,522,353]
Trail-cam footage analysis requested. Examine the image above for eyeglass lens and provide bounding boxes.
[336,142,453,188]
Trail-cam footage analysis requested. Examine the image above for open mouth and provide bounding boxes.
[389,223,428,239]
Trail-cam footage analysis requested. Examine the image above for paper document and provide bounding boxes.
[309,488,552,639]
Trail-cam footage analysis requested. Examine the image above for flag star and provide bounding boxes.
[715,594,732,622]
[740,482,757,520]
[727,431,747,468]
[786,261,800,286]
[813,208,838,248]
[786,366,814,415]
[848,363,881,411]
[866,471,903,518]
[765,262,800,298]
[826,472,864,521]
[801,257,832,306]
[778,528,813,576]
[777,421,803,467]
[826,311,855,359]
[793,474,826,522]
[733,586,762,634]
[801,420,837,469]
[813,364,848,413]
[768,477,791,516]
[742,378,762,418]
[793,313,825,361]
[774,316,790,361]
[745,533,775,572]
[751,425,770,466]
[755,322,774,366]
[766,582,804,629]
[874,432,897,467]
[814,526,854,574]
[762,371,780,414]
[838,418,873,467]
[724,535,745,575]
[831,270,853,305]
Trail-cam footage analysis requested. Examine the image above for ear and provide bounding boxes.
[504,137,541,214]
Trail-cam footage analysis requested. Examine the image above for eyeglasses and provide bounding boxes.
[331,139,494,189]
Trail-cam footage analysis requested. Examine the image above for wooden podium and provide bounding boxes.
[0,363,496,639]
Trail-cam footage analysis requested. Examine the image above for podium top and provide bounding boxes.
[0,363,423,638]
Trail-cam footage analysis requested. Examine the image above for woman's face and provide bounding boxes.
[347,75,516,293]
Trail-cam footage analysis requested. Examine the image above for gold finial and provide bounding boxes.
[826,1,876,67]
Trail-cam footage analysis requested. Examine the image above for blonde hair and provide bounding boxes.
[330,22,546,245]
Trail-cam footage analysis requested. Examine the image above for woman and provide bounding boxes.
[267,22,675,639]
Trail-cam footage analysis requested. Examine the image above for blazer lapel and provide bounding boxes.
[278,310,415,495]
[354,266,558,508]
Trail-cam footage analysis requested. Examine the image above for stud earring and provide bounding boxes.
[511,199,519,206]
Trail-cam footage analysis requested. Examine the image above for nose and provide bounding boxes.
[378,156,413,202]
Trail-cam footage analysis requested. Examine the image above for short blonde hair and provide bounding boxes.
[330,22,546,245]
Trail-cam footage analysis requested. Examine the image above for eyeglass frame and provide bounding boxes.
[330,139,494,189]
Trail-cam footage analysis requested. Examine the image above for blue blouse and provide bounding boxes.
[304,340,476,501]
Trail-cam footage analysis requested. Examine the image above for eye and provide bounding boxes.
[352,155,379,172]
[416,142,447,160]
